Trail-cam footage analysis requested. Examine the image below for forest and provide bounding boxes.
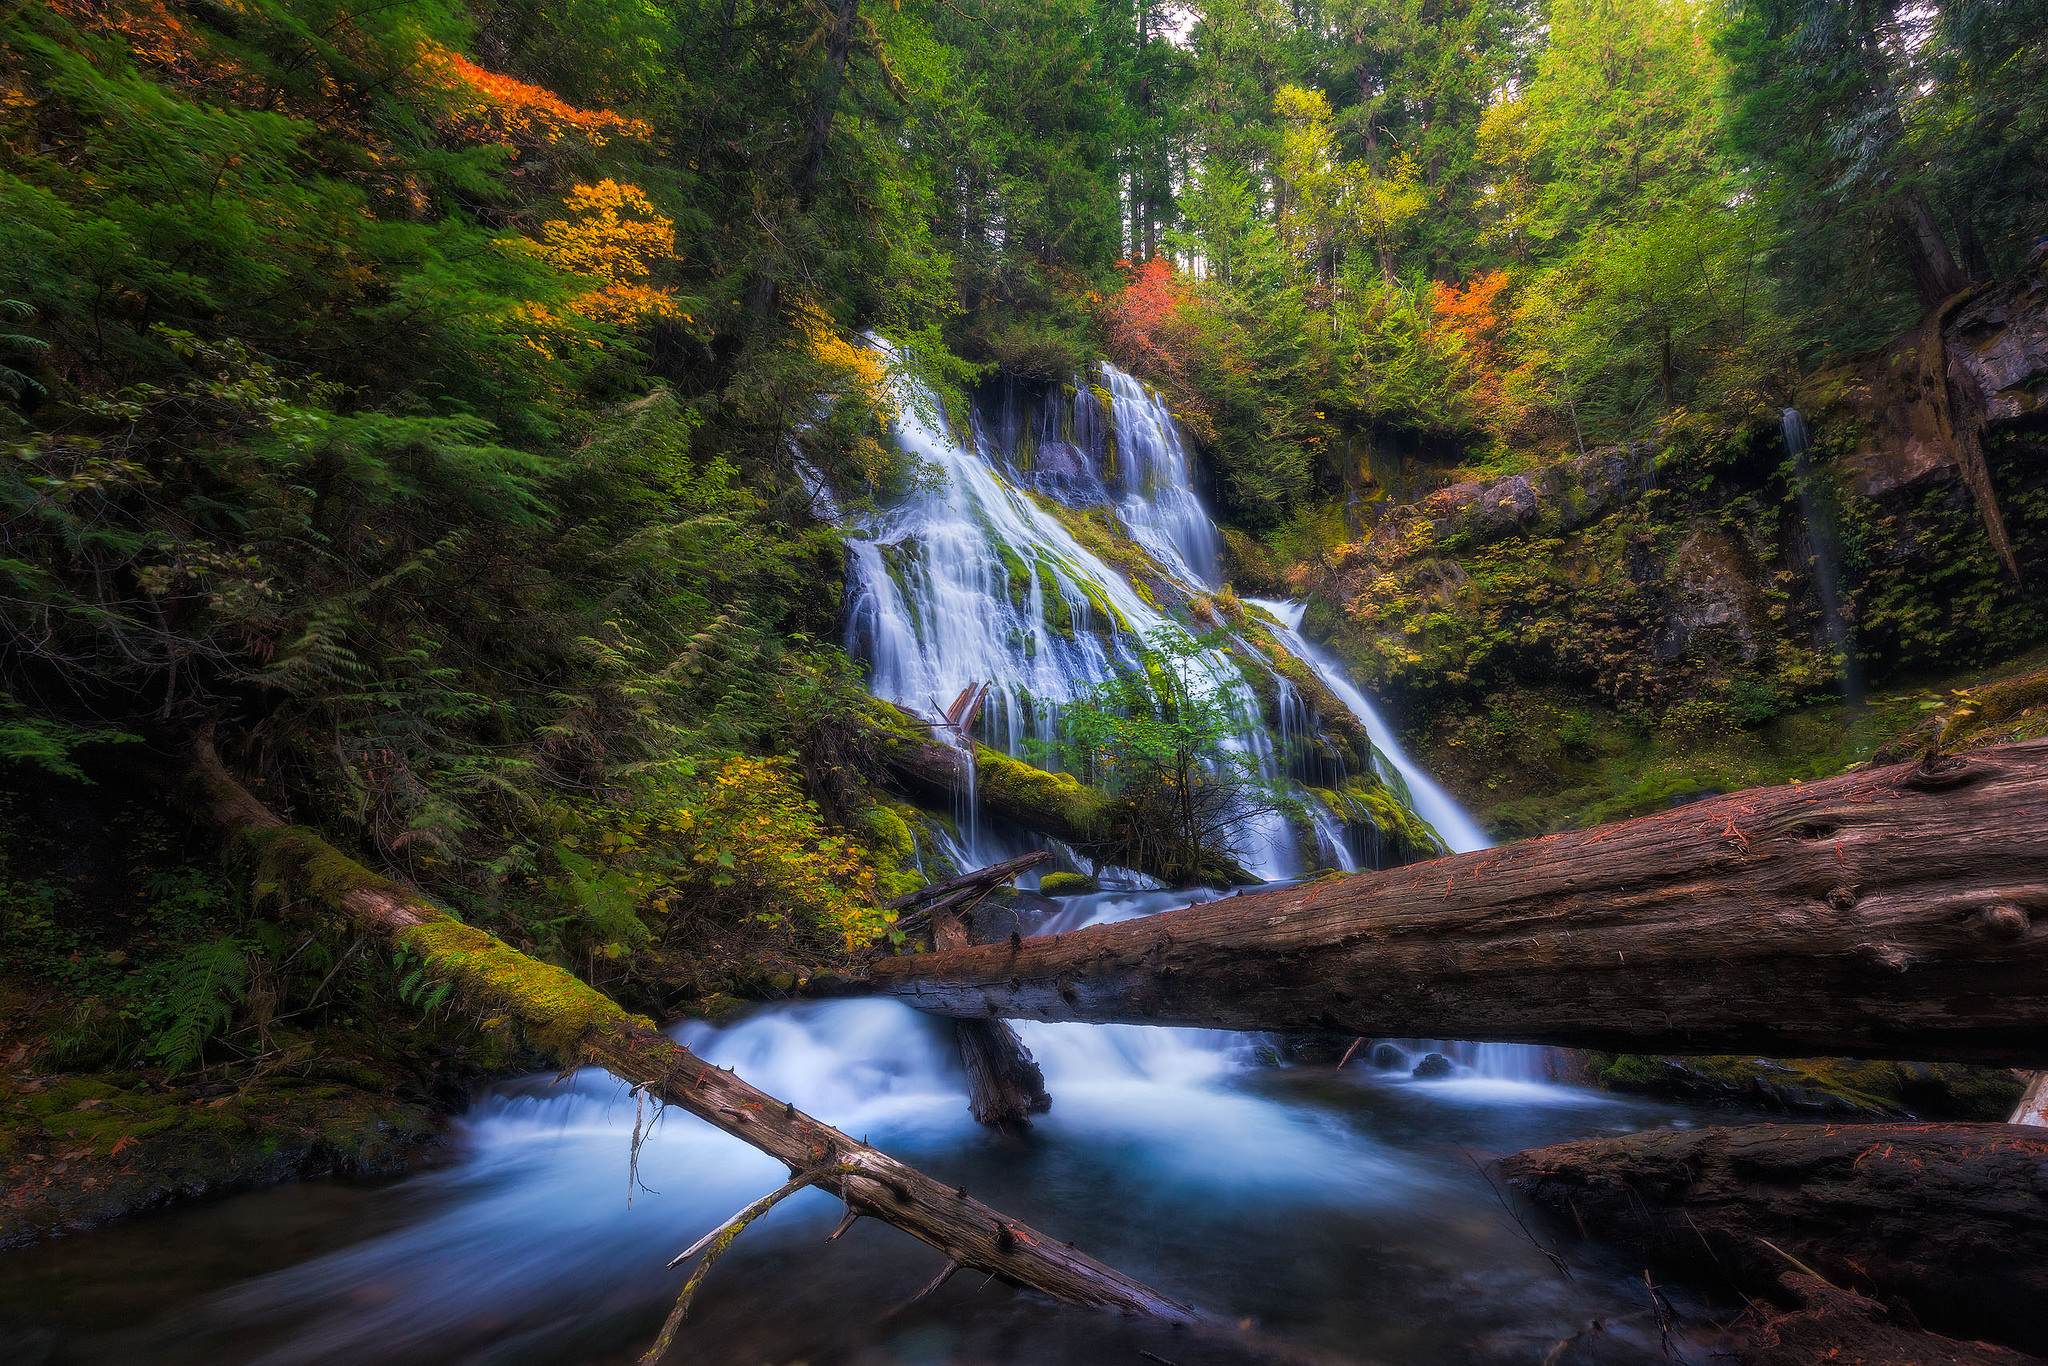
[1,0,2047,1360]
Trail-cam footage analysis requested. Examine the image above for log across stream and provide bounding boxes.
[0,890,1759,1366]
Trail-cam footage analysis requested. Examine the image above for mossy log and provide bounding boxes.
[1499,1123,2048,1358]
[185,738,1196,1325]
[869,741,2048,1067]
[856,696,1108,845]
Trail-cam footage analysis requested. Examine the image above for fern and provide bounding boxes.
[144,936,250,1075]
[0,300,47,403]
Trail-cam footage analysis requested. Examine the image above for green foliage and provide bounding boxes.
[1033,626,1287,883]
[140,936,250,1075]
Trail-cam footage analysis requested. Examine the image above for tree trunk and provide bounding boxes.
[749,0,860,327]
[954,1018,1051,1132]
[931,900,1052,1131]
[1499,1122,2048,1357]
[868,741,2048,1067]
[185,738,1196,1326]
[1896,188,1971,308]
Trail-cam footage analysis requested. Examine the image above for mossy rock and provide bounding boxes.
[1037,872,1099,896]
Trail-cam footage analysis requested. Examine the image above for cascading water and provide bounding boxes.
[1782,408,1863,703]
[1245,597,1491,855]
[842,348,1304,877]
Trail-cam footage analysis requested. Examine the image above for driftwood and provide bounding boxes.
[185,738,1198,1331]
[868,741,2048,1067]
[1499,1122,2048,1358]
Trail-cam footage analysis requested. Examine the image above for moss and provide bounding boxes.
[1587,1053,2024,1121]
[972,742,1108,838]
[1023,492,1175,619]
[1313,774,1446,862]
[995,541,1033,610]
[1037,872,1099,896]
[244,824,653,1060]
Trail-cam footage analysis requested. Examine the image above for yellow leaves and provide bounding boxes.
[514,180,687,328]
[794,302,894,420]
[569,755,887,951]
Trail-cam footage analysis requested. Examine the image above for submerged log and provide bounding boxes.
[869,741,2048,1067]
[185,738,1196,1326]
[1499,1122,2048,1358]
[954,1018,1051,1131]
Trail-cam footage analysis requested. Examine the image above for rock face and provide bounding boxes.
[1407,440,1658,550]
[1822,265,2048,499]
[1500,1123,2048,1358]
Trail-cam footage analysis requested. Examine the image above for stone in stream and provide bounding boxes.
[1411,1052,1454,1079]
[1371,1042,1408,1070]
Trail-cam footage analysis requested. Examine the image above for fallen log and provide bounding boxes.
[857,698,1107,847]
[929,890,1051,1131]
[1498,1122,2048,1358]
[888,850,1050,938]
[867,741,2048,1067]
[184,737,1197,1327]
[1740,1274,2042,1366]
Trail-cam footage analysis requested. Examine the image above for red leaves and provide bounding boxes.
[1102,258,1193,386]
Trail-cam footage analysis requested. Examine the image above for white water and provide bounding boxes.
[843,350,1303,876]
[1244,597,1492,854]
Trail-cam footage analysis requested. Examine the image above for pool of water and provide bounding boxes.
[0,976,1743,1366]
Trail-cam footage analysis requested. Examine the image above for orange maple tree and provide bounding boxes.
[423,44,651,153]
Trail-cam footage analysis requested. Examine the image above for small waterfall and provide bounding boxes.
[1097,367,1224,587]
[1244,598,1491,854]
[1782,408,1862,703]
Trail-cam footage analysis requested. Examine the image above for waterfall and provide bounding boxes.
[1243,598,1491,854]
[1782,407,1862,703]
[843,350,1305,876]
[1096,366,1224,588]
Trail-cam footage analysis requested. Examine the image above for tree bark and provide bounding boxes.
[868,741,2048,1067]
[954,1018,1051,1132]
[1498,1122,2048,1357]
[1896,189,1972,308]
[185,738,1196,1326]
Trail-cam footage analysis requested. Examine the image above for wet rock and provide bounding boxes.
[1371,1042,1409,1070]
[1411,1051,1454,1079]
[1659,528,1760,663]
[1037,872,1099,897]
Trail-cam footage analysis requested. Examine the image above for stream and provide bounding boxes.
[3,361,1744,1364]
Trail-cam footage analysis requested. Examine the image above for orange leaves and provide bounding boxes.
[1431,270,1548,443]
[1102,258,1193,386]
[422,44,650,153]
